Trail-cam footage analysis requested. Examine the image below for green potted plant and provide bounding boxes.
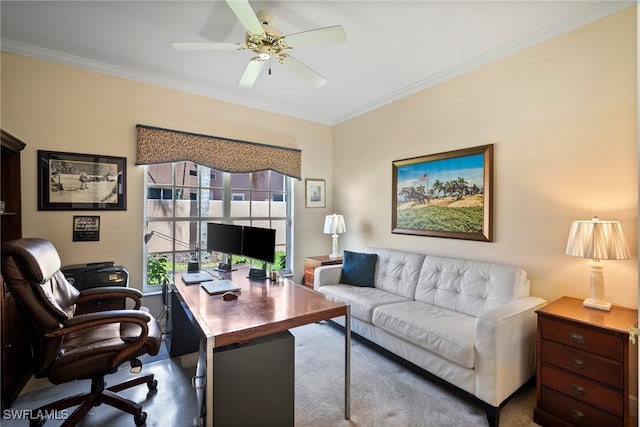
[147,254,171,286]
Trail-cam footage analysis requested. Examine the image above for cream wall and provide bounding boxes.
[0,52,335,287]
[333,7,638,307]
[1,7,637,308]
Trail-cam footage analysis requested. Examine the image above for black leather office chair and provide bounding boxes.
[1,238,162,426]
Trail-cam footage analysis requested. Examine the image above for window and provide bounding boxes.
[144,162,291,293]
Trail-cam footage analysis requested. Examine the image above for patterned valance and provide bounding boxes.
[135,125,302,179]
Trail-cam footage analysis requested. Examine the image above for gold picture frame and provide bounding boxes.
[392,144,493,241]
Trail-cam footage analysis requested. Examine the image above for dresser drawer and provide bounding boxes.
[304,272,315,286]
[541,365,623,416]
[541,339,623,389]
[540,316,624,361]
[304,262,318,274]
[540,387,622,427]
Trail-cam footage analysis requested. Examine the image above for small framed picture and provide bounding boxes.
[73,215,100,241]
[305,178,326,208]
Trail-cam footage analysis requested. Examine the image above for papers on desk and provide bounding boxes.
[200,279,241,295]
[181,272,212,284]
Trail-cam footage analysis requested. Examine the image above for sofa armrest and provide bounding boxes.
[313,264,343,290]
[475,296,547,406]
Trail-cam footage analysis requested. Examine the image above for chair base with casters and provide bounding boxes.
[29,367,158,427]
[1,238,162,427]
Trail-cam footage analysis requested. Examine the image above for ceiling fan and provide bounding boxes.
[172,0,346,88]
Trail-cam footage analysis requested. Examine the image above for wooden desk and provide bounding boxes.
[172,266,351,427]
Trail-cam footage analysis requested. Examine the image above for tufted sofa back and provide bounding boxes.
[364,248,425,299]
[415,255,530,317]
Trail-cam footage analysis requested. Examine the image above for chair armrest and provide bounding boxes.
[475,296,547,406]
[49,309,151,335]
[47,309,154,366]
[77,287,142,309]
[314,264,343,290]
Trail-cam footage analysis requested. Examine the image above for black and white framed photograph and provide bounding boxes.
[38,150,126,210]
[305,178,326,208]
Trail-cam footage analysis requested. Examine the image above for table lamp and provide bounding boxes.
[324,214,346,259]
[565,216,630,311]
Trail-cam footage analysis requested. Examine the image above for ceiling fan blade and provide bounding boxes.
[284,25,346,49]
[279,55,327,88]
[226,0,264,35]
[238,58,266,88]
[172,42,243,51]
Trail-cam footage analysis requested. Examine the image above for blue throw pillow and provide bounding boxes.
[341,250,377,287]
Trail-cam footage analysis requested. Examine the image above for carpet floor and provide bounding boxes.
[3,322,539,426]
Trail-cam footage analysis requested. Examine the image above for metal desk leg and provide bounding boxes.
[345,307,351,420]
[206,336,214,427]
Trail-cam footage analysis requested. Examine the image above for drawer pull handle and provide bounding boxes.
[571,358,585,369]
[571,384,586,395]
[570,409,585,420]
[570,333,586,344]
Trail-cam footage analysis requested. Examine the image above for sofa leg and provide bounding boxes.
[486,406,499,427]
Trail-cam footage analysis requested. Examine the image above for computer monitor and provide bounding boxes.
[241,226,276,278]
[206,222,243,272]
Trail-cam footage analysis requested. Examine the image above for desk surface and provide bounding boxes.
[173,266,348,347]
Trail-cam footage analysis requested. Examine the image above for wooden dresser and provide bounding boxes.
[303,255,342,288]
[534,296,638,427]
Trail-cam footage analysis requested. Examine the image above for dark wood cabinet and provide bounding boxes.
[534,297,638,427]
[1,129,25,243]
[1,129,33,410]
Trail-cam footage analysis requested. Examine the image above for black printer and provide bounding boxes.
[61,261,129,312]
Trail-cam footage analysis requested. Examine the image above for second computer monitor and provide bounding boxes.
[241,225,276,265]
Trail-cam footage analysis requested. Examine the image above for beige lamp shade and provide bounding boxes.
[565,217,630,261]
[565,217,630,311]
[324,214,346,235]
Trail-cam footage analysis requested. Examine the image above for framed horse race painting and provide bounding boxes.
[392,144,493,241]
[38,150,127,211]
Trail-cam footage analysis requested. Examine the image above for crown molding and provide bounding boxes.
[0,38,333,125]
[331,0,635,124]
[1,1,633,126]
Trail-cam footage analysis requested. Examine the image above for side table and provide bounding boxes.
[534,296,638,426]
[303,255,343,288]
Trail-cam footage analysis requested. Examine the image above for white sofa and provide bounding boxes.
[314,247,546,427]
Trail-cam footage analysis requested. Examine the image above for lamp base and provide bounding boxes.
[328,234,341,259]
[583,298,612,311]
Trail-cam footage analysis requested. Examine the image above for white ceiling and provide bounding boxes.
[0,1,633,125]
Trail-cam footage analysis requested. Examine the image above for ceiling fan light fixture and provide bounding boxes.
[257,45,271,59]
[173,0,345,88]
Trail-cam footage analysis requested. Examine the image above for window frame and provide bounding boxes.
[143,163,292,294]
